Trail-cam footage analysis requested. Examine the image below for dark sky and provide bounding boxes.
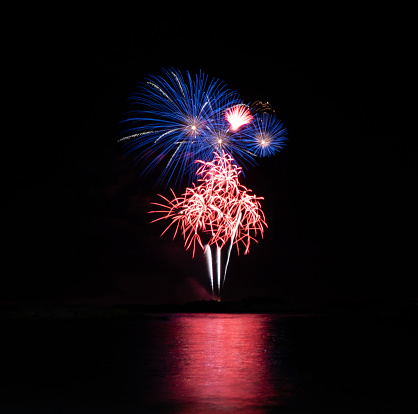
[3,7,417,305]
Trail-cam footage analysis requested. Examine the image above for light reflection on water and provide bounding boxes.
[138,313,294,411]
[2,312,415,412]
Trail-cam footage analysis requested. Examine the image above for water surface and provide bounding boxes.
[1,312,416,412]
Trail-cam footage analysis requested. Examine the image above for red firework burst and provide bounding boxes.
[225,105,253,131]
[150,151,266,257]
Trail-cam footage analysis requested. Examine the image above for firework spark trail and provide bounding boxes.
[205,244,214,299]
[216,246,221,296]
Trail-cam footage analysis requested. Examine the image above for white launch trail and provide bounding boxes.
[216,246,221,297]
[205,244,214,299]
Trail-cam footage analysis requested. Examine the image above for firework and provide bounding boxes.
[225,105,253,131]
[120,69,287,187]
[120,69,288,300]
[150,151,266,298]
[242,113,287,157]
[150,151,266,256]
[120,69,248,187]
[205,244,214,297]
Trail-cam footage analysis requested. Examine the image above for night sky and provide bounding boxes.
[4,7,416,306]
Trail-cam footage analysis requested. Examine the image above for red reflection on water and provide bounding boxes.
[165,314,282,409]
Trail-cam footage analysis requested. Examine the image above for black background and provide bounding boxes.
[4,6,417,306]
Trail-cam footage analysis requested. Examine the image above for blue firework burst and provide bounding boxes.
[121,68,246,187]
[242,113,287,157]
